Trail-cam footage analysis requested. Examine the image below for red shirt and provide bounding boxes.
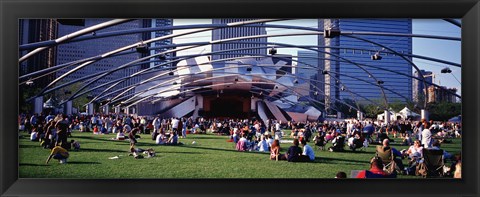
[356,166,388,178]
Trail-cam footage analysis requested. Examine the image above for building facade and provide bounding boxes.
[319,19,413,112]
[55,19,173,99]
[427,86,457,103]
[296,50,324,101]
[211,19,267,62]
[19,19,58,89]
[412,69,434,103]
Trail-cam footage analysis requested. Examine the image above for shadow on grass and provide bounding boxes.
[80,148,125,153]
[312,157,370,165]
[342,150,375,155]
[186,136,230,140]
[20,163,48,167]
[74,135,118,143]
[180,145,270,155]
[159,151,204,154]
[67,161,101,165]
[19,144,41,149]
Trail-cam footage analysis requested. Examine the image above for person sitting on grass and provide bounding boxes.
[270,139,287,161]
[236,133,248,151]
[114,130,126,140]
[430,140,453,161]
[266,134,274,149]
[299,139,315,162]
[166,131,178,145]
[70,140,80,151]
[155,131,167,145]
[30,128,39,141]
[403,140,423,160]
[356,157,396,178]
[257,135,269,152]
[93,125,99,135]
[286,139,302,162]
[46,145,69,164]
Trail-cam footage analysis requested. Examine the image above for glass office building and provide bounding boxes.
[319,19,413,109]
[211,19,267,61]
[55,19,173,97]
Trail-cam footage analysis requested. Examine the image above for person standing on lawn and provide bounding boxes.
[129,126,140,147]
[55,114,69,148]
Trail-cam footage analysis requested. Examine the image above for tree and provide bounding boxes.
[334,99,357,118]
[427,102,461,121]
[363,104,383,119]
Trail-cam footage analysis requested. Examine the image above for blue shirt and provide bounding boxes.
[302,144,315,161]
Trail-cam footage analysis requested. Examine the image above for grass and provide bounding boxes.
[19,130,462,179]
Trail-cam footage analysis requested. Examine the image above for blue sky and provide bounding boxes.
[172,19,462,96]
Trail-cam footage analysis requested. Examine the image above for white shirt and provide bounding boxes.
[257,140,269,152]
[30,132,38,141]
[421,128,432,148]
[172,118,180,129]
[407,145,423,158]
[156,134,165,144]
[275,123,281,131]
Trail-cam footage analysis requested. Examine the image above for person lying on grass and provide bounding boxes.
[129,145,155,158]
[46,145,69,164]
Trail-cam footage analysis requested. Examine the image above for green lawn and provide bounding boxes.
[19,130,462,179]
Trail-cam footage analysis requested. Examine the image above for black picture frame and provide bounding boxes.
[1,0,479,196]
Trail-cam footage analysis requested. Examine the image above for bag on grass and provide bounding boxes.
[416,162,428,177]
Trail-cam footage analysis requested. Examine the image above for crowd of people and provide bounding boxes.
[18,113,81,164]
[19,112,462,178]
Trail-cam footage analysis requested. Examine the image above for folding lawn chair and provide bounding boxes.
[376,145,397,174]
[418,149,445,178]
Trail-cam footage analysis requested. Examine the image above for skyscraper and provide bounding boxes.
[55,19,173,98]
[19,19,58,113]
[211,19,267,62]
[413,70,434,103]
[19,19,58,89]
[296,50,324,100]
[319,19,413,112]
